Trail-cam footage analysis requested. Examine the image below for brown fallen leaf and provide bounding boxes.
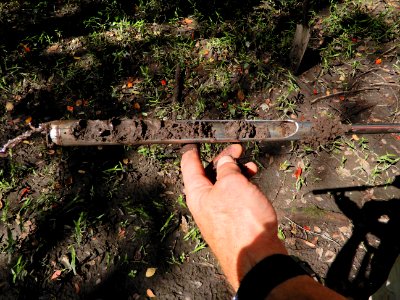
[301,239,316,248]
[313,226,322,233]
[183,18,193,25]
[145,267,157,278]
[5,102,14,112]
[51,270,62,280]
[146,288,156,298]
[180,216,189,234]
[237,90,245,101]
[74,282,80,294]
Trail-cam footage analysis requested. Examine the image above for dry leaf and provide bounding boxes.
[324,250,336,263]
[313,226,322,233]
[183,18,194,24]
[74,282,80,294]
[375,58,382,65]
[237,90,245,101]
[294,167,302,179]
[180,216,189,234]
[127,81,133,88]
[133,102,141,110]
[75,99,83,106]
[301,239,316,248]
[146,288,156,298]
[316,247,323,259]
[145,268,157,278]
[5,102,14,112]
[51,270,62,280]
[122,158,129,165]
[25,116,32,124]
[352,134,359,141]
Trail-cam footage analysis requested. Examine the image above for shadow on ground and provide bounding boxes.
[313,176,400,300]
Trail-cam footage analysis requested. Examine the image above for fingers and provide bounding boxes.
[212,144,243,165]
[181,144,212,196]
[216,155,243,181]
[244,162,258,177]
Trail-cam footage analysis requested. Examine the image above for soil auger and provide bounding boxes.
[1,119,400,156]
[46,119,400,146]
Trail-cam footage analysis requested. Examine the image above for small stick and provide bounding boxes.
[0,124,48,158]
[311,87,380,104]
[382,45,397,56]
[371,83,400,89]
[284,216,341,246]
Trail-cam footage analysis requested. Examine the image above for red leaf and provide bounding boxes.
[313,88,318,95]
[392,134,400,141]
[51,270,62,280]
[375,58,382,65]
[67,106,74,112]
[294,167,302,179]
[22,44,31,53]
[303,225,311,231]
[160,79,167,86]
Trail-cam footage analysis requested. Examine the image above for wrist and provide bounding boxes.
[238,232,288,284]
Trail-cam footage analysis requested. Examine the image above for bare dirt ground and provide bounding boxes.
[0,0,399,299]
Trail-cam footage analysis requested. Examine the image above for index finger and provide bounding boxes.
[181,145,212,196]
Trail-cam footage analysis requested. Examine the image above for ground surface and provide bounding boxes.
[0,0,399,299]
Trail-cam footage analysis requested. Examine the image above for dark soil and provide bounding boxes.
[303,117,351,148]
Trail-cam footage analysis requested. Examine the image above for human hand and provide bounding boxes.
[181,144,287,290]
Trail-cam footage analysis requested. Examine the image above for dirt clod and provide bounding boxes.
[303,117,351,148]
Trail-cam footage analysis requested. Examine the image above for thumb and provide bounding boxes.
[216,155,243,181]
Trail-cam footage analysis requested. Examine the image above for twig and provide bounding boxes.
[371,83,400,89]
[382,45,397,56]
[370,73,400,122]
[349,67,380,89]
[0,123,49,158]
[284,216,341,246]
[311,87,381,104]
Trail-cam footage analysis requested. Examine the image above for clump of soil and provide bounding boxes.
[303,117,351,148]
[224,120,256,139]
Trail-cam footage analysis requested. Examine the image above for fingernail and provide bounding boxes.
[215,155,235,169]
[180,144,198,156]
